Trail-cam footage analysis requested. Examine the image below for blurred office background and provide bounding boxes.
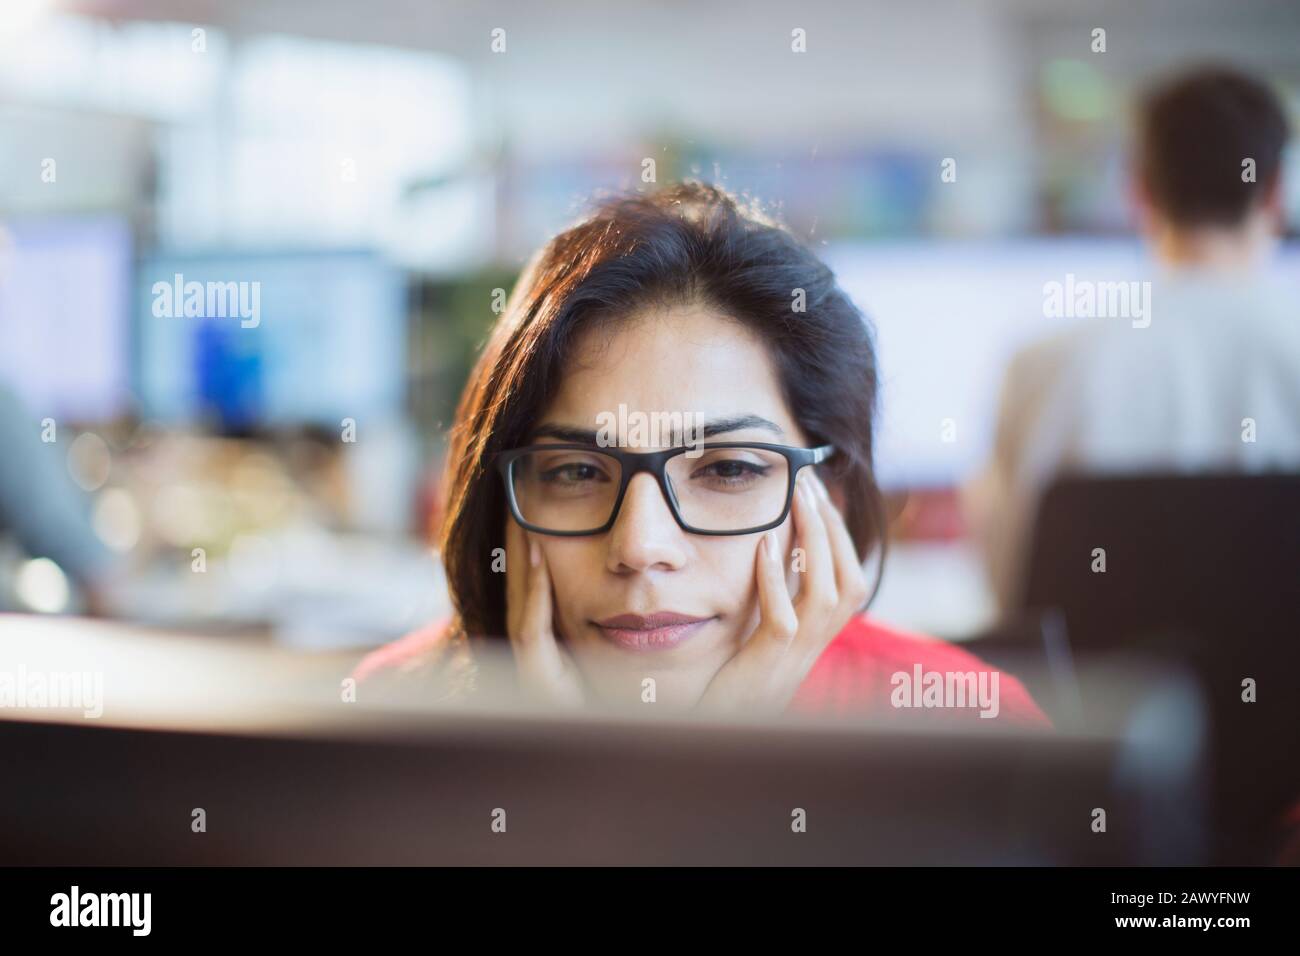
[1,0,1297,645]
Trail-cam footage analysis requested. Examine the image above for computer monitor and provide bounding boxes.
[0,217,132,422]
[822,239,1300,490]
[135,250,406,430]
[1020,471,1300,863]
[0,614,1209,866]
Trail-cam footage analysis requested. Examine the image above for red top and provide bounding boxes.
[786,615,1049,726]
[353,614,1050,728]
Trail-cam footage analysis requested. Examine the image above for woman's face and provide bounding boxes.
[511,303,806,709]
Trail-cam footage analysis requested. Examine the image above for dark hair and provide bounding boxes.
[440,181,885,638]
[1137,65,1290,228]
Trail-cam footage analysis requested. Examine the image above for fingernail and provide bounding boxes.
[813,474,829,499]
[764,531,777,558]
[529,541,540,567]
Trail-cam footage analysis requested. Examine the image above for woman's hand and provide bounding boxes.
[505,517,587,709]
[695,469,870,715]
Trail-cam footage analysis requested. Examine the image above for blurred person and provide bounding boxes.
[0,222,118,615]
[354,182,1047,725]
[0,383,117,614]
[965,65,1300,611]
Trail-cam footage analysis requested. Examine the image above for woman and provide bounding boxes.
[355,182,1046,726]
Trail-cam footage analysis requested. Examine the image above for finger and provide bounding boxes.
[505,517,527,639]
[752,528,800,655]
[517,537,553,646]
[695,531,799,712]
[791,470,837,622]
[514,537,578,691]
[809,471,870,613]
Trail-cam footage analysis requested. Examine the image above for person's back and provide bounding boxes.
[1011,272,1300,466]
[967,66,1298,610]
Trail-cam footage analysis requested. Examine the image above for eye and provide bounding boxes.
[546,463,595,481]
[541,462,608,483]
[709,460,755,478]
[694,458,770,484]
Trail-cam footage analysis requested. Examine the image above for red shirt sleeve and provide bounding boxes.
[788,615,1052,728]
[351,618,453,683]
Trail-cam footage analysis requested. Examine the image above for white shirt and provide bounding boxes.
[965,268,1300,611]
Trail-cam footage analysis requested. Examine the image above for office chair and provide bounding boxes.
[1013,471,1300,863]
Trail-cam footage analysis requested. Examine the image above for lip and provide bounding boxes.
[592,612,715,652]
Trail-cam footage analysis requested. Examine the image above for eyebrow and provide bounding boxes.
[529,414,785,445]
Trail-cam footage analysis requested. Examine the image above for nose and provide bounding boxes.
[605,473,688,574]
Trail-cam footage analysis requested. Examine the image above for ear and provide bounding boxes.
[1128,166,1157,232]
[1262,171,1286,223]
[826,477,848,514]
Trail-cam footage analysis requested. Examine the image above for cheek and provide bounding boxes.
[537,538,602,615]
[697,535,772,613]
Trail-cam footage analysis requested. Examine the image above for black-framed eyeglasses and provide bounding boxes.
[495,442,834,536]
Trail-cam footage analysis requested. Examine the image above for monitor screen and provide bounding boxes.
[0,217,132,422]
[822,238,1300,490]
[136,250,406,429]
